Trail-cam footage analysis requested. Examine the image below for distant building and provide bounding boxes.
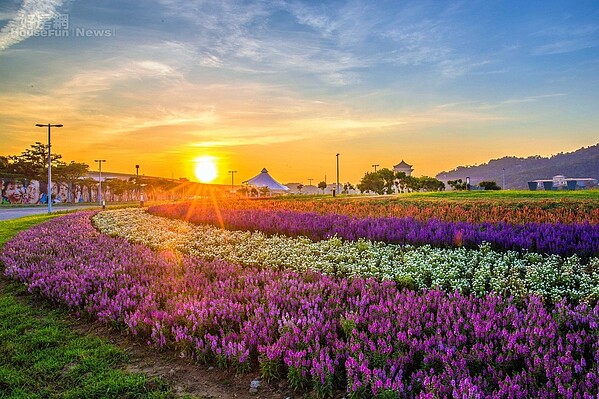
[393,160,413,176]
[528,175,598,190]
[285,183,320,195]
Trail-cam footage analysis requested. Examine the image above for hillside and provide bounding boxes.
[436,143,599,189]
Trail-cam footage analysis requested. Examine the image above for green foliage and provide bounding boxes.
[259,357,282,382]
[287,366,309,391]
[6,142,63,181]
[340,317,357,338]
[395,275,416,291]
[375,389,400,398]
[312,372,333,398]
[342,182,355,194]
[318,181,327,194]
[358,170,444,194]
[479,180,501,190]
[448,179,467,190]
[418,176,446,191]
[357,171,385,194]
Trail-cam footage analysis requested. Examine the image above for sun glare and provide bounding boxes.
[193,156,218,183]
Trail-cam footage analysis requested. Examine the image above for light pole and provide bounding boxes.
[502,168,505,189]
[135,164,144,206]
[94,159,106,206]
[228,170,237,192]
[335,153,340,195]
[372,164,379,173]
[35,123,63,214]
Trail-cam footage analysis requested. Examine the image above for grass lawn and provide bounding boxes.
[400,189,599,201]
[0,214,188,399]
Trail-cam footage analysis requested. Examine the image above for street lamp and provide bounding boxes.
[35,123,63,214]
[135,164,144,206]
[228,170,237,191]
[372,164,379,173]
[336,153,340,195]
[94,159,106,206]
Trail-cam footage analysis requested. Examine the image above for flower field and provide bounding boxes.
[2,194,599,398]
[148,195,599,225]
[95,209,599,303]
[2,211,599,398]
[148,203,599,259]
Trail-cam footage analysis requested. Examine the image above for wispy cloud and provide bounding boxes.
[533,24,599,55]
[0,0,65,53]
[500,93,566,105]
[472,94,567,110]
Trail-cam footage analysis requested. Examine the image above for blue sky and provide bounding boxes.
[1,0,598,184]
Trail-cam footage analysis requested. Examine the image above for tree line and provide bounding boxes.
[356,168,445,195]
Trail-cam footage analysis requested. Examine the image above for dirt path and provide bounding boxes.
[71,320,295,399]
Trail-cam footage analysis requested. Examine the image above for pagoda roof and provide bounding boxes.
[393,160,413,169]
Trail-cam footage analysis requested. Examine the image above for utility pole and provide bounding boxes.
[372,164,379,173]
[228,170,237,191]
[94,159,106,207]
[136,164,144,206]
[336,153,340,195]
[35,123,63,214]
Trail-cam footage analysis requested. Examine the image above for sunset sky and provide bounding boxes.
[1,0,598,185]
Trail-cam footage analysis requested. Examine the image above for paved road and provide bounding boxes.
[0,205,101,221]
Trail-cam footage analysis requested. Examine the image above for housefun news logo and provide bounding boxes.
[10,13,115,38]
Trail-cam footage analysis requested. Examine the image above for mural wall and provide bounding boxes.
[2,177,221,205]
[1,179,99,205]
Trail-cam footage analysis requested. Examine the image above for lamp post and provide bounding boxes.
[372,164,379,173]
[228,170,237,192]
[135,164,144,206]
[336,153,340,195]
[94,159,106,207]
[35,123,63,214]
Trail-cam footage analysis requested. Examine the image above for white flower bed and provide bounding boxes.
[93,209,599,302]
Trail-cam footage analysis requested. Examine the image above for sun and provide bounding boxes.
[193,156,218,183]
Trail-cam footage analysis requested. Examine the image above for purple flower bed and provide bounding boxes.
[2,212,598,398]
[149,204,599,260]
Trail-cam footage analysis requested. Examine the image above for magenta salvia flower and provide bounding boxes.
[1,212,598,398]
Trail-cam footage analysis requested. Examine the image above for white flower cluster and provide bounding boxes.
[93,209,599,302]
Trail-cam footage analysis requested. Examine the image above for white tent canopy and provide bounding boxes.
[244,168,289,191]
